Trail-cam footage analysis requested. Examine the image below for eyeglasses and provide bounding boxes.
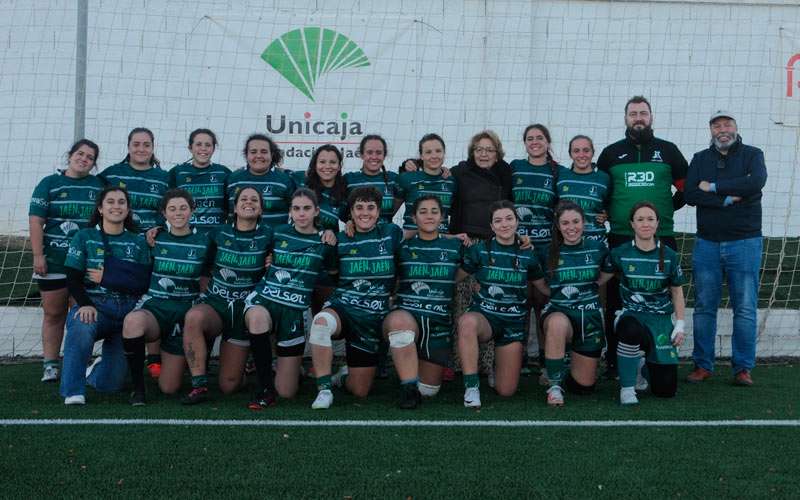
[474,147,497,154]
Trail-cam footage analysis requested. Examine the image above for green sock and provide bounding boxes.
[545,358,565,387]
[317,375,332,391]
[617,342,641,388]
[191,375,208,389]
[463,373,479,389]
[43,359,59,368]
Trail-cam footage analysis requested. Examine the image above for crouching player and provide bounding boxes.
[122,189,211,405]
[610,201,686,404]
[243,188,337,409]
[383,195,466,408]
[309,187,403,409]
[542,201,614,406]
[179,187,273,405]
[458,200,549,409]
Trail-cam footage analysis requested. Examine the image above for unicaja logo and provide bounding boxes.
[261,27,371,102]
[266,111,364,141]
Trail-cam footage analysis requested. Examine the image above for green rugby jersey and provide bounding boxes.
[29,173,105,275]
[610,240,686,315]
[64,228,151,297]
[397,170,457,232]
[99,162,170,231]
[206,224,273,302]
[289,169,306,187]
[169,162,231,230]
[227,167,296,228]
[293,174,346,232]
[462,238,544,319]
[331,222,403,316]
[396,235,463,321]
[344,170,400,224]
[509,160,560,246]
[556,167,610,240]
[546,238,613,310]
[253,224,335,310]
[148,230,211,301]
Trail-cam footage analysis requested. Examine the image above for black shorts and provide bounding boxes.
[37,277,67,292]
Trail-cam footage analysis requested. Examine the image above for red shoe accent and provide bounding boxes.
[734,370,753,386]
[686,366,712,383]
[147,362,162,379]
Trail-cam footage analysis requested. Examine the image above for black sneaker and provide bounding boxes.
[129,390,146,406]
[398,384,421,410]
[181,386,209,405]
[248,388,277,410]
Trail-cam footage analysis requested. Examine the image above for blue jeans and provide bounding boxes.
[59,295,137,398]
[691,236,762,374]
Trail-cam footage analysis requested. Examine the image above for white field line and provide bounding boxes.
[1,419,799,427]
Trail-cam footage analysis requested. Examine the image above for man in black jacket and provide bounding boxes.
[597,96,689,378]
[684,111,767,386]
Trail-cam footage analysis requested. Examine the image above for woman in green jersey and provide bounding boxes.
[101,127,169,379]
[308,187,404,409]
[457,200,549,409]
[29,139,104,383]
[610,201,686,405]
[179,187,273,405]
[244,188,337,409]
[397,134,459,240]
[169,129,231,231]
[227,134,296,228]
[122,189,211,405]
[344,135,402,224]
[383,195,468,409]
[60,186,150,405]
[541,201,615,406]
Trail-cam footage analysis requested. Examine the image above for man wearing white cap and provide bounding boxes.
[684,111,767,386]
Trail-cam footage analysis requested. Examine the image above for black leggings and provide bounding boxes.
[615,315,677,398]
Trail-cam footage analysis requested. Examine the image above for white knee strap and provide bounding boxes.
[309,312,337,347]
[388,329,415,349]
[417,382,441,397]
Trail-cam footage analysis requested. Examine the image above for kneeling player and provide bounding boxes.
[180,187,273,404]
[542,201,614,406]
[309,187,403,409]
[122,189,211,405]
[383,196,467,408]
[243,188,337,408]
[611,201,686,404]
[457,200,549,409]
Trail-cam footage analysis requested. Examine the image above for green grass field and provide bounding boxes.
[1,362,798,498]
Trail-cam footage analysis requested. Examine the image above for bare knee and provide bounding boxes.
[158,379,181,395]
[219,377,241,395]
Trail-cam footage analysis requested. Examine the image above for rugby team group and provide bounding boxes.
[28,96,767,410]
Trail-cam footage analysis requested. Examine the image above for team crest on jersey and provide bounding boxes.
[589,186,597,196]
[487,285,505,298]
[349,248,358,255]
[119,181,127,188]
[378,241,386,254]
[628,264,636,273]
[516,177,523,185]
[440,250,448,261]
[88,191,96,200]
[411,281,431,296]
[562,185,569,192]
[224,239,232,246]
[411,251,418,259]
[441,183,447,190]
[249,239,257,250]
[585,254,592,264]
[544,178,552,188]
[125,246,133,257]
[149,184,158,193]
[96,248,104,256]
[210,175,217,183]
[185,177,192,183]
[187,249,197,258]
[558,258,564,265]
[280,240,288,248]
[160,248,168,255]
[417,183,423,190]
[263,185,273,195]
[60,192,68,198]
[651,151,663,162]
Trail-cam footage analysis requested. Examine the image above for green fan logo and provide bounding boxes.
[262,27,371,102]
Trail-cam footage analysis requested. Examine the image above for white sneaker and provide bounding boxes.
[86,356,102,379]
[635,357,649,392]
[311,389,333,409]
[620,387,639,405]
[41,365,59,382]
[463,387,481,408]
[64,395,86,405]
[331,365,349,388]
[546,385,564,406]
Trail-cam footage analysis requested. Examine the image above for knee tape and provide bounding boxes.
[388,329,415,349]
[417,382,441,397]
[309,312,337,347]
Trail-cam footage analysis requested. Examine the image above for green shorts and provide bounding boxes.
[136,295,193,356]
[199,294,248,346]
[244,292,306,357]
[327,301,384,362]
[407,311,452,367]
[468,305,526,347]
[617,310,678,365]
[543,303,605,356]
